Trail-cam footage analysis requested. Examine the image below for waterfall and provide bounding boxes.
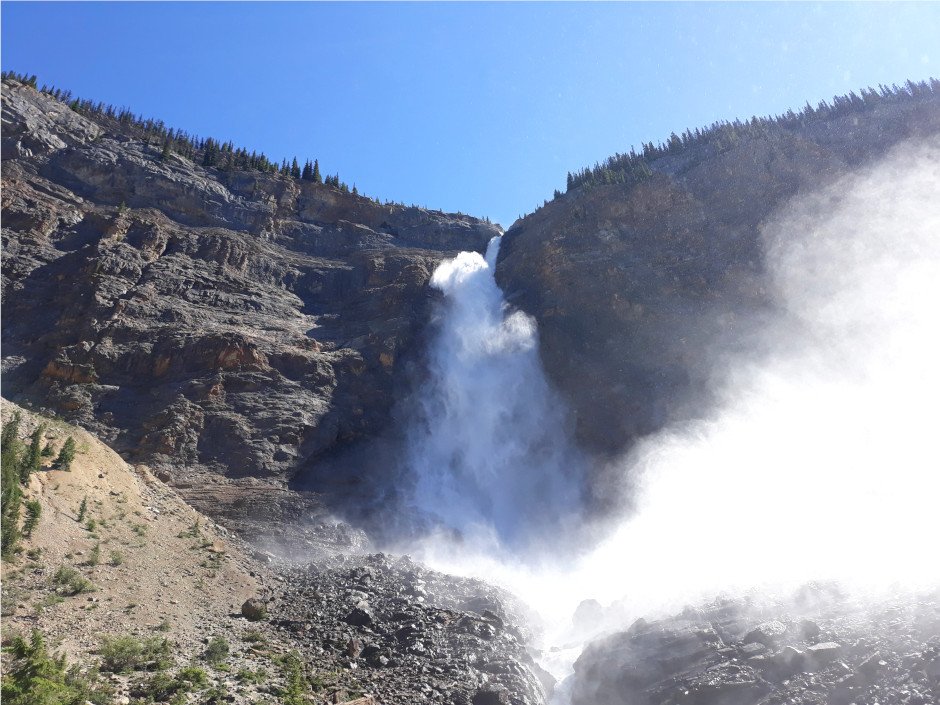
[405,236,582,553]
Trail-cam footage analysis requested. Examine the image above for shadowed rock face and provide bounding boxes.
[495,92,940,496]
[1,80,500,499]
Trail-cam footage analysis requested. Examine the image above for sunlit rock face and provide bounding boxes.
[1,79,500,504]
[495,89,940,484]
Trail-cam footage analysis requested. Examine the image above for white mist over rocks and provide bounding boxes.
[405,237,583,553]
[402,138,940,690]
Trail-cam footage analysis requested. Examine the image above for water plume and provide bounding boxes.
[402,137,940,691]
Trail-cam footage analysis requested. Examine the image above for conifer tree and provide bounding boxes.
[1,414,23,558]
[22,425,44,483]
[312,159,322,184]
[301,160,313,181]
[290,157,301,179]
[55,437,76,471]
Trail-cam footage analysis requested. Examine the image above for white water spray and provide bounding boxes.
[404,139,940,698]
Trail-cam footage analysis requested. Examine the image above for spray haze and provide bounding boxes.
[398,138,940,687]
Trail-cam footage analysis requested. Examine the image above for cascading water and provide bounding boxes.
[406,236,583,553]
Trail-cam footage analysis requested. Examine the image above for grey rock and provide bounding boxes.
[743,619,789,647]
[241,597,267,621]
[805,641,843,667]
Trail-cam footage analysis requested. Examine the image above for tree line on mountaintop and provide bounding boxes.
[549,78,940,205]
[1,70,414,206]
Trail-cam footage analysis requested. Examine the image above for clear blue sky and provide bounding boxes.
[3,2,938,228]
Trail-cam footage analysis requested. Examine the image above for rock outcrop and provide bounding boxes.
[1,79,500,501]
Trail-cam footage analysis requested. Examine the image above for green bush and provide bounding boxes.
[236,667,266,684]
[52,566,95,596]
[130,669,201,702]
[86,543,100,567]
[202,636,229,665]
[99,634,172,673]
[176,665,207,687]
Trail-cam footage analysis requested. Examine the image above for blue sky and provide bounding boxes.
[2,2,938,228]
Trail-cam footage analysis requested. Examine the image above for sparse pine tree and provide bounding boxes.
[55,437,76,471]
[2,411,21,450]
[290,157,301,179]
[312,159,322,184]
[301,160,313,181]
[22,499,41,537]
[1,414,23,558]
[77,496,88,523]
[22,424,44,483]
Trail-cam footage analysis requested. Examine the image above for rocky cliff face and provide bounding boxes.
[1,79,500,504]
[495,90,940,480]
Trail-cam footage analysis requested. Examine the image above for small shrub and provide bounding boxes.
[130,671,193,702]
[236,667,266,684]
[203,636,229,665]
[109,550,124,566]
[178,519,200,539]
[52,565,96,595]
[86,542,101,566]
[77,496,88,522]
[242,629,266,643]
[99,634,172,673]
[177,665,207,687]
[200,685,229,705]
[132,523,148,537]
[41,442,55,457]
[1,586,23,616]
[34,593,64,614]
